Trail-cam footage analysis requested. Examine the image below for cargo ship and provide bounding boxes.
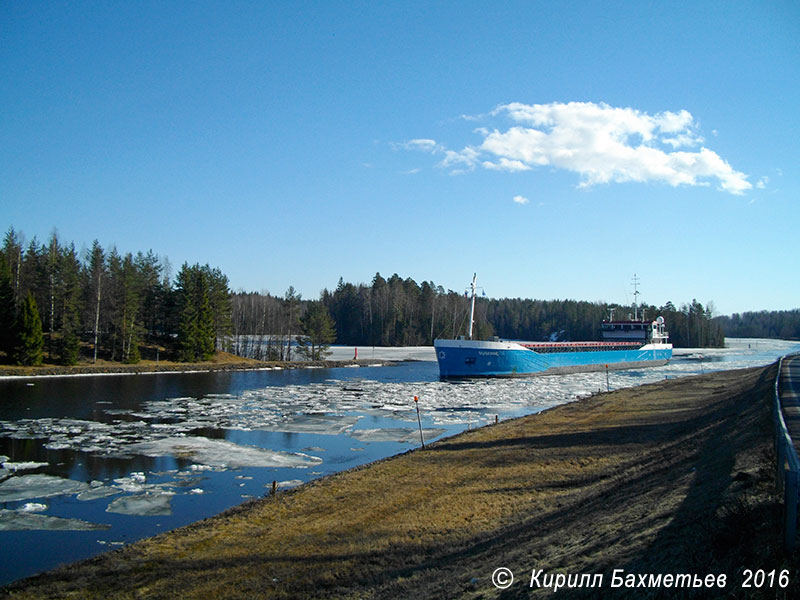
[434,275,672,378]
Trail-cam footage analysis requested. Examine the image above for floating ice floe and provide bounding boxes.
[266,414,360,435]
[129,436,323,468]
[113,472,149,493]
[106,492,174,516]
[349,427,446,444]
[0,509,110,531]
[1,461,49,472]
[77,484,122,501]
[19,502,47,512]
[0,474,90,503]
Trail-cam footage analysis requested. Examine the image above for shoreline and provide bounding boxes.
[0,357,397,380]
[3,364,792,599]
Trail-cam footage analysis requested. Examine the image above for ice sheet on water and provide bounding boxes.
[1,461,49,472]
[0,509,111,531]
[77,485,122,501]
[19,502,47,512]
[0,338,793,484]
[349,428,446,444]
[106,493,173,516]
[0,474,90,503]
[265,414,360,434]
[326,345,436,362]
[129,436,323,468]
[113,472,150,493]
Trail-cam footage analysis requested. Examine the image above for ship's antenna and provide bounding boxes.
[608,307,615,322]
[631,274,641,321]
[468,273,477,340]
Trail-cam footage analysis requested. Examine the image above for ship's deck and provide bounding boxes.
[519,341,642,353]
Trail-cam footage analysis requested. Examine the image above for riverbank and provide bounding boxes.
[0,352,389,379]
[2,364,794,599]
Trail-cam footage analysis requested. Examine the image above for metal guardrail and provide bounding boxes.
[775,354,800,552]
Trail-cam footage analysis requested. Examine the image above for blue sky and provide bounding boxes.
[2,1,798,316]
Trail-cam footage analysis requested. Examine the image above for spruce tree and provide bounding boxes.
[176,264,199,361]
[175,263,217,362]
[14,292,44,366]
[195,273,216,360]
[0,255,16,360]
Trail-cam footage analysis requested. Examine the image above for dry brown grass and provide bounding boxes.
[2,365,792,599]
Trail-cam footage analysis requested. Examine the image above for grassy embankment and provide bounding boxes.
[3,365,796,599]
[0,351,365,378]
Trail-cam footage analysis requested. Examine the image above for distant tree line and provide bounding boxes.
[714,310,800,340]
[2,226,736,367]
[292,273,725,349]
[0,227,232,365]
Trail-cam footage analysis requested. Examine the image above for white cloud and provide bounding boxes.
[407,102,752,195]
[403,138,439,152]
[512,195,529,205]
[483,157,531,172]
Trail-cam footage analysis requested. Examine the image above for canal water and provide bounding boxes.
[0,338,797,586]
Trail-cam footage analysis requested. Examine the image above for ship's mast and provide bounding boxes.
[468,273,477,340]
[631,274,641,321]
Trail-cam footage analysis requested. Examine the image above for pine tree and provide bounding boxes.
[14,292,44,366]
[296,302,336,361]
[57,244,82,365]
[282,287,301,360]
[85,241,106,363]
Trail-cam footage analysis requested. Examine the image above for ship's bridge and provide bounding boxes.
[602,317,669,344]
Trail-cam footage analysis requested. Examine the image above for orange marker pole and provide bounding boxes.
[414,395,425,448]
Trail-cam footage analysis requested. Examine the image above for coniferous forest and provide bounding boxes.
[5,226,794,367]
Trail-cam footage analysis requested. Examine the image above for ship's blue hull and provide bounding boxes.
[434,339,672,378]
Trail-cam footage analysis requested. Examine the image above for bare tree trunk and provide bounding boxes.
[92,276,101,363]
[49,272,55,359]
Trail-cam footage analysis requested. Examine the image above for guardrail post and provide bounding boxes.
[778,441,786,491]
